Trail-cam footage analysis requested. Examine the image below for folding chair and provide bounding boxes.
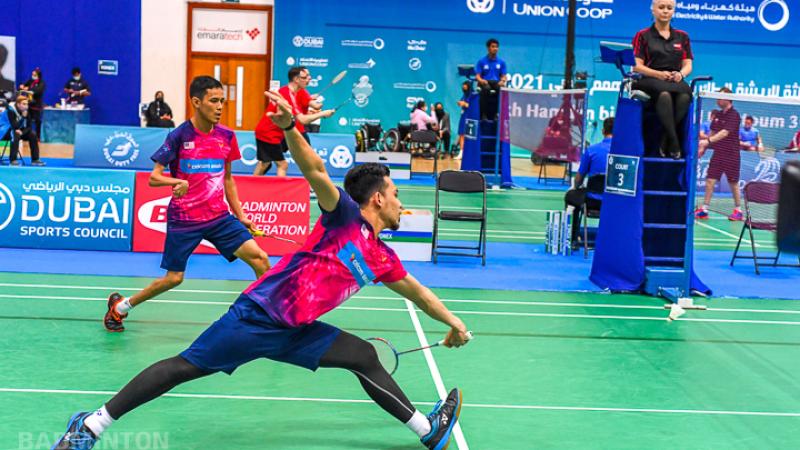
[582,174,605,258]
[731,181,800,274]
[432,170,487,265]
[409,129,439,175]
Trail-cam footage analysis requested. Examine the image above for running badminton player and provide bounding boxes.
[53,90,470,450]
[103,76,270,332]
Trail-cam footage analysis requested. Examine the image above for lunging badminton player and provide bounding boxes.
[52,90,470,450]
[103,76,270,332]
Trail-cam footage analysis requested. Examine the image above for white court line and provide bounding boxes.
[695,221,758,247]
[2,388,799,418]
[404,204,552,213]
[3,293,800,320]
[404,300,469,450]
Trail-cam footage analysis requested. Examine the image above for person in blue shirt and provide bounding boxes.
[564,117,613,246]
[739,115,763,152]
[475,38,507,120]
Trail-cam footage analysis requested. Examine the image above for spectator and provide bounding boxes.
[145,91,175,128]
[434,102,452,158]
[739,115,763,152]
[696,87,743,221]
[789,129,800,150]
[18,68,45,138]
[475,38,507,120]
[64,67,91,105]
[410,100,436,132]
[564,117,613,246]
[6,95,44,166]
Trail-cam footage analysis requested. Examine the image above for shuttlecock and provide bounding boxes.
[667,305,686,322]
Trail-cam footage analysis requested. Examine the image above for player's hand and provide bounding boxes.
[322,109,335,118]
[264,90,294,129]
[239,215,254,229]
[443,325,470,348]
[172,180,189,198]
[655,71,671,81]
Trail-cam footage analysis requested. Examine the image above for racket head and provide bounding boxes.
[331,70,347,85]
[366,337,400,375]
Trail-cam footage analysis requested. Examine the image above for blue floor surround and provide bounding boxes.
[0,242,794,300]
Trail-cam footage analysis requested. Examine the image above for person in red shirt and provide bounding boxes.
[253,66,334,176]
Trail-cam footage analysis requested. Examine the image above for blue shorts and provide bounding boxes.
[180,295,341,374]
[161,214,253,272]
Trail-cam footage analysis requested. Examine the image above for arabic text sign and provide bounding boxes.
[0,167,135,251]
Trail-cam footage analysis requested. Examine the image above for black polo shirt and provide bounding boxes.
[633,24,693,72]
[65,77,91,104]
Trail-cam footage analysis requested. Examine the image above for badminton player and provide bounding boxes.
[53,90,470,450]
[103,76,270,332]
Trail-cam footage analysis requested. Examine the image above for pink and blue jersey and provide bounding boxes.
[244,188,407,327]
[151,121,241,225]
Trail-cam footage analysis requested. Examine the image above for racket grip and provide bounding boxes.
[249,227,265,237]
[438,330,473,346]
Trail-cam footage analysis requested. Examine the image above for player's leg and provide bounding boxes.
[55,296,272,449]
[274,140,290,177]
[655,91,681,158]
[205,215,270,277]
[318,330,462,449]
[104,225,201,331]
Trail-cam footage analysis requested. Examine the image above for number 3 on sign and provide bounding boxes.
[617,173,624,186]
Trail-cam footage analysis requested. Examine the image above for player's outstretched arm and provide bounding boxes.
[264,90,339,212]
[386,274,471,348]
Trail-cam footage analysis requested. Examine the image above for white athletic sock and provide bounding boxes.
[115,298,133,315]
[83,405,114,436]
[405,410,431,438]
[702,204,709,210]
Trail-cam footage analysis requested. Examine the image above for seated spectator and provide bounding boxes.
[739,115,763,152]
[788,129,800,151]
[410,100,436,131]
[564,117,613,246]
[145,91,175,128]
[6,95,44,166]
[434,102,452,157]
[64,67,91,105]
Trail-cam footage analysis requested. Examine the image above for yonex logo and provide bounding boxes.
[0,182,15,232]
[467,0,495,14]
[758,0,790,32]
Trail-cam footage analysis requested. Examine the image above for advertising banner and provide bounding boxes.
[132,172,310,256]
[74,124,169,170]
[191,8,270,55]
[75,125,356,177]
[0,167,135,251]
[274,0,800,142]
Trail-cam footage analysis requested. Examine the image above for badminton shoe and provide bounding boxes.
[104,292,127,332]
[728,209,744,221]
[694,208,709,220]
[51,412,97,450]
[421,388,462,450]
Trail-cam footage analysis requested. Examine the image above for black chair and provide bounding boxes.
[432,170,487,265]
[409,129,439,175]
[582,174,605,258]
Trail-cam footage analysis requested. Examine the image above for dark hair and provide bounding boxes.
[461,81,472,94]
[602,117,615,136]
[719,87,732,94]
[155,90,164,100]
[0,45,7,66]
[72,67,81,75]
[344,163,391,206]
[486,38,499,47]
[189,76,223,100]
[414,100,426,111]
[744,115,754,122]
[32,68,42,79]
[287,66,308,82]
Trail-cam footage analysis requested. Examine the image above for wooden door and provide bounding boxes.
[225,57,268,130]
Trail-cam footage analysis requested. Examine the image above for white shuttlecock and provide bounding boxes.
[667,305,686,322]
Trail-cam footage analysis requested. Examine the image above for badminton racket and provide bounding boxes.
[316,70,348,96]
[366,331,473,375]
[332,96,354,111]
[248,227,301,245]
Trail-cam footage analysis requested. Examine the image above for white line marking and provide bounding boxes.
[696,221,759,247]
[2,388,799,417]
[404,300,469,450]
[3,294,800,325]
